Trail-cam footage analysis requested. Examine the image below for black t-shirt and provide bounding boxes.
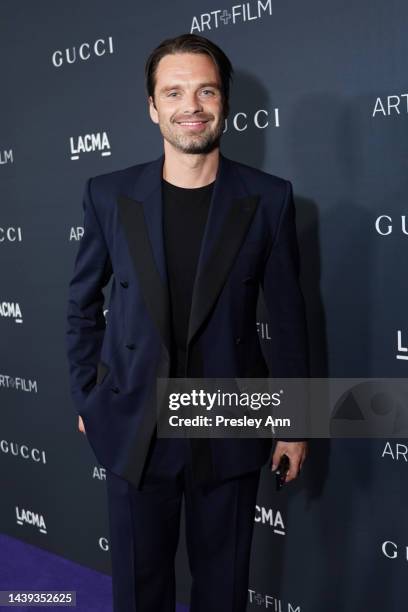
[162,177,215,376]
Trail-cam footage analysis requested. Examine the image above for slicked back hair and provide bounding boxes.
[145,33,233,118]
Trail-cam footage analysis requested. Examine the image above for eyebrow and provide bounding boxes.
[158,82,221,94]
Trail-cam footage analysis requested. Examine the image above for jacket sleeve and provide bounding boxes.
[261,180,310,442]
[65,177,113,415]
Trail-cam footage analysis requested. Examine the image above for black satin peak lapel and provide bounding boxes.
[117,192,172,357]
[186,193,259,347]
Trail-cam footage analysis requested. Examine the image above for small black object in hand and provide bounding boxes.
[275,454,290,491]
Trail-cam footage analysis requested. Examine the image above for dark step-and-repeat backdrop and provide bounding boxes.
[1,2,407,610]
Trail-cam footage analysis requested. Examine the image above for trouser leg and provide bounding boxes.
[183,465,261,612]
[105,467,184,612]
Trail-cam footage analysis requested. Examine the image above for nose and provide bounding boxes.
[182,91,204,114]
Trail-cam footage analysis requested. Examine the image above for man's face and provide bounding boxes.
[148,52,225,154]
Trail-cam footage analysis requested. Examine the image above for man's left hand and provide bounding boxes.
[271,441,308,483]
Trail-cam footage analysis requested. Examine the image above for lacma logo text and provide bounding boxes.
[70,132,111,160]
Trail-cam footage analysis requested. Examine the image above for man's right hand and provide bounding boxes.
[78,415,86,434]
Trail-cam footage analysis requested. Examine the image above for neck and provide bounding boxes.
[162,146,219,188]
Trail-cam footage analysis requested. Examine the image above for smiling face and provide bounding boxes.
[148,52,226,155]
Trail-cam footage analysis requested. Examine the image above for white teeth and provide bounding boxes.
[179,121,204,125]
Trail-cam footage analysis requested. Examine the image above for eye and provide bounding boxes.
[201,89,215,96]
[167,92,179,97]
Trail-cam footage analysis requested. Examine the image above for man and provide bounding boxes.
[66,33,309,612]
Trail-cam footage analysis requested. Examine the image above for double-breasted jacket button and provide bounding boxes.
[120,280,129,288]
[110,386,120,394]
[235,337,242,345]
[125,343,135,350]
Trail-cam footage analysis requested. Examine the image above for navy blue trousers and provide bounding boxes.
[105,435,261,611]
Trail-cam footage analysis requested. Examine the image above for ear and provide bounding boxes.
[148,96,159,124]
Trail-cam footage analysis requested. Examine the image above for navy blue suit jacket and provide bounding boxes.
[65,152,310,488]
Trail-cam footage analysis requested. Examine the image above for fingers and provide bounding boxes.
[285,449,307,482]
[271,448,284,472]
[78,416,86,435]
[284,457,300,482]
[271,441,308,483]
[299,451,307,472]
